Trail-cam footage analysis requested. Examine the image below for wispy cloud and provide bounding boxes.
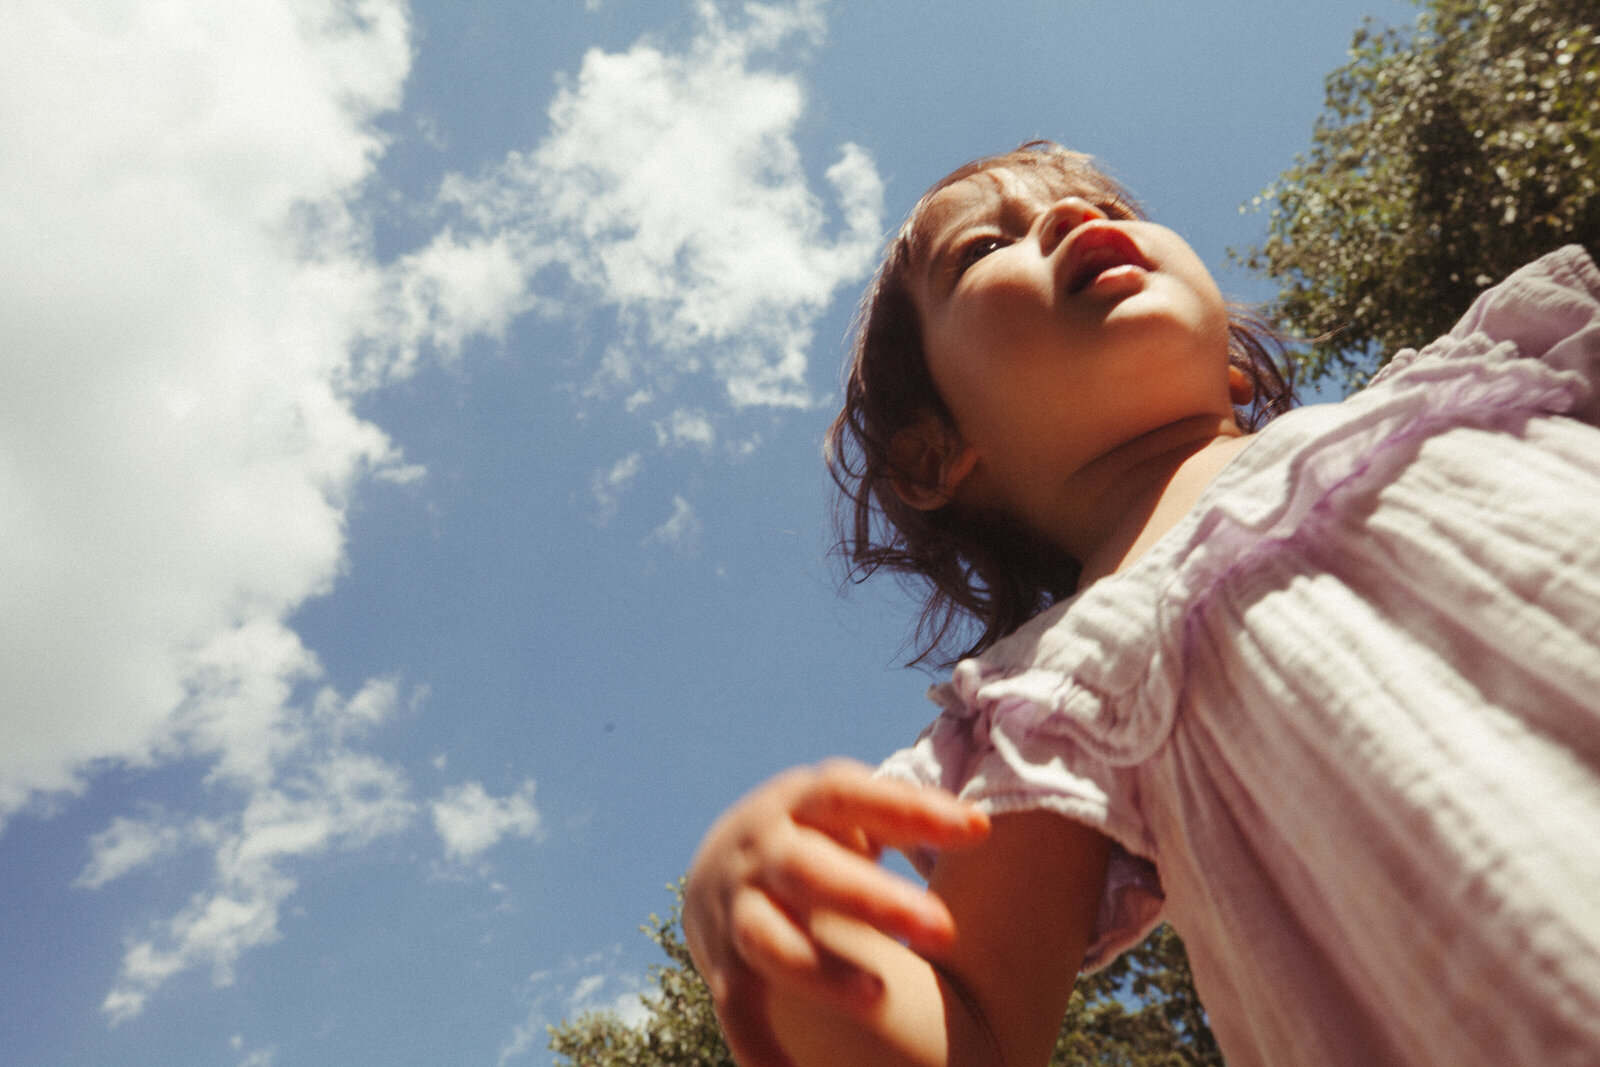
[231,1035,278,1067]
[655,409,717,451]
[592,451,646,520]
[94,679,418,1024]
[568,973,651,1028]
[498,949,651,1066]
[76,817,192,892]
[382,229,545,378]
[431,779,544,863]
[398,0,881,529]
[431,0,883,416]
[645,496,705,553]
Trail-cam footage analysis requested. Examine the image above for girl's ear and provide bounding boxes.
[1228,365,1255,407]
[887,414,980,511]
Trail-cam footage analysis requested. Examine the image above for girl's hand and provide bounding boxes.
[683,759,990,1067]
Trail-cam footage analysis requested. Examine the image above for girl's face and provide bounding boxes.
[907,165,1236,535]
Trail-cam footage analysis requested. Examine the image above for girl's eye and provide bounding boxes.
[955,235,1007,275]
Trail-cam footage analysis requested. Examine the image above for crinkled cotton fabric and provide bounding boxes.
[880,247,1600,1067]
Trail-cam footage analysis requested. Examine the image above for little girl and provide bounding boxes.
[685,143,1600,1067]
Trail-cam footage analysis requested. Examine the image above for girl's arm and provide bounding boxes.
[684,760,1113,1067]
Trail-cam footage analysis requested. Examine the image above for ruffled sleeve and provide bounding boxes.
[878,576,1178,970]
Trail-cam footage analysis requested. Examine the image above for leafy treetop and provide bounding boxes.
[1241,0,1600,389]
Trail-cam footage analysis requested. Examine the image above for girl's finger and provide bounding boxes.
[763,825,958,953]
[791,761,989,849]
[730,886,821,975]
[732,889,886,1013]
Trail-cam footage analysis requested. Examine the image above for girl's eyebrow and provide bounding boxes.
[916,181,1010,291]
[923,200,1048,297]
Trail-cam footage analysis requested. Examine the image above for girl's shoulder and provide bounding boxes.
[1188,244,1600,566]
[1369,244,1600,397]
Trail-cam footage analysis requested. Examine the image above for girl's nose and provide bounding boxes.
[1038,197,1108,256]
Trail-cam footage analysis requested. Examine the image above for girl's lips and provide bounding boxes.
[1062,224,1152,294]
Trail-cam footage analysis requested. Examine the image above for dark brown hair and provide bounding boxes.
[825,143,1294,667]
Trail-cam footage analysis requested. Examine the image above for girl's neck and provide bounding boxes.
[1071,420,1252,588]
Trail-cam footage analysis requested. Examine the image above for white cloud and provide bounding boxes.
[611,989,653,1028]
[0,0,417,824]
[569,973,606,1004]
[645,496,704,552]
[95,679,418,1025]
[380,228,548,380]
[567,971,651,1027]
[499,953,651,1065]
[432,779,544,863]
[655,409,717,450]
[435,0,883,417]
[76,815,206,892]
[592,451,645,519]
[231,1034,277,1067]
[0,0,483,1025]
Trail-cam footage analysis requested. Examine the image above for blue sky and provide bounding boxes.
[0,1,1403,1063]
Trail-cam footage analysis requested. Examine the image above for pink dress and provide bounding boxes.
[880,247,1600,1066]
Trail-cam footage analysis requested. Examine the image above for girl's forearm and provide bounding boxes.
[765,910,1001,1067]
[760,810,1110,1067]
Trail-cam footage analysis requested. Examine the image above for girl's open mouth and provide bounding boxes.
[1063,225,1151,294]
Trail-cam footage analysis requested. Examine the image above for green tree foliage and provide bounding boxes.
[548,885,735,1067]
[1241,0,1600,388]
[549,884,1223,1067]
[1051,925,1224,1067]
